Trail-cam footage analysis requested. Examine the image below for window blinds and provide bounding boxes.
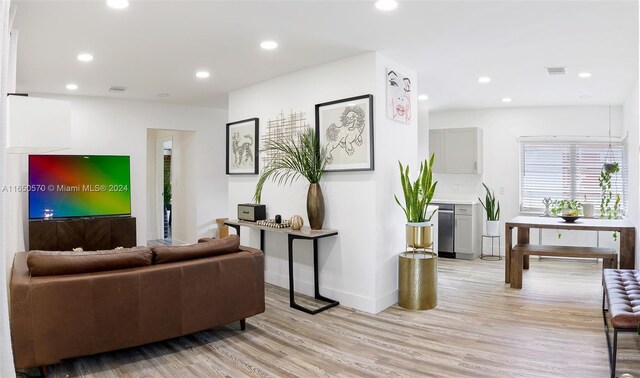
[520,141,626,213]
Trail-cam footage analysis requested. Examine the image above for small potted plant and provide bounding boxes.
[478,183,500,236]
[394,154,438,248]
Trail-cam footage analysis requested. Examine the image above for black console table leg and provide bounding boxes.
[288,235,339,315]
[260,229,265,252]
[227,223,241,237]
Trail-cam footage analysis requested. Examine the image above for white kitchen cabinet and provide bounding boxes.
[453,203,483,260]
[429,127,482,174]
[428,129,445,173]
[454,215,473,253]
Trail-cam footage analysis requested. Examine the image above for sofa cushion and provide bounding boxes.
[27,247,153,276]
[151,235,240,264]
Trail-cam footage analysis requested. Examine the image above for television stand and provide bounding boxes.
[29,216,137,251]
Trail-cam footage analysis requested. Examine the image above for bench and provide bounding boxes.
[602,269,640,378]
[510,244,617,289]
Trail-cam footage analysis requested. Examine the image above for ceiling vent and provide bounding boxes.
[108,86,127,92]
[545,67,566,76]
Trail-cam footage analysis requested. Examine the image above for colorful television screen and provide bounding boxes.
[29,155,131,219]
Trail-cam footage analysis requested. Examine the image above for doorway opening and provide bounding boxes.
[163,140,172,239]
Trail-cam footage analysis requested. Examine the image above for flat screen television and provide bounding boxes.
[29,155,131,219]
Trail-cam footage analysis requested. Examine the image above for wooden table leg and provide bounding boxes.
[510,248,523,289]
[619,228,635,269]
[505,224,512,283]
[518,227,530,270]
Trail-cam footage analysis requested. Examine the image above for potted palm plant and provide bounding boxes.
[253,128,327,229]
[394,154,438,310]
[478,183,500,236]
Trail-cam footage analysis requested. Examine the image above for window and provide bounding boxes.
[520,140,627,214]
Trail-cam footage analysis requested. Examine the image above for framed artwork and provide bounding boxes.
[226,118,259,175]
[386,68,412,124]
[315,94,374,172]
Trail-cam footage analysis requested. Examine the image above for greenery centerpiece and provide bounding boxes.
[253,128,327,230]
[478,183,500,236]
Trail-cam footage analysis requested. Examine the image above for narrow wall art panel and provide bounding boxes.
[386,68,412,124]
[315,94,374,172]
[226,118,259,175]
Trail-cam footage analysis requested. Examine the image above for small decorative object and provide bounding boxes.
[254,128,327,230]
[226,118,259,175]
[582,203,595,218]
[315,94,374,172]
[115,246,124,250]
[216,218,229,238]
[542,197,552,216]
[478,183,500,236]
[275,214,282,224]
[72,247,83,252]
[386,68,413,124]
[290,215,303,230]
[256,219,291,229]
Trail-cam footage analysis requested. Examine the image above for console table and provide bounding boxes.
[504,216,636,286]
[224,220,339,315]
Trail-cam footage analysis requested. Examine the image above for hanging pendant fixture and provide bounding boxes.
[603,105,618,173]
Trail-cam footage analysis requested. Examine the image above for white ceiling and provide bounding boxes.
[12,0,639,111]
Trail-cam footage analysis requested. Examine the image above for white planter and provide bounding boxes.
[486,220,500,236]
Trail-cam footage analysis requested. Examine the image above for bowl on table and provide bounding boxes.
[560,215,582,223]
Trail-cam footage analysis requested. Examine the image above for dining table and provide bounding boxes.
[504,216,636,284]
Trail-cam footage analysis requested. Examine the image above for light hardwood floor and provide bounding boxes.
[30,258,640,377]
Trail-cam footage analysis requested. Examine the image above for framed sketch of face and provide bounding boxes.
[386,68,412,124]
[315,94,374,172]
[226,118,259,175]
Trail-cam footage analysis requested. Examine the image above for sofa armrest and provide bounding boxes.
[10,252,36,369]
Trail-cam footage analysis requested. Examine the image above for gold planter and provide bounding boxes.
[398,252,437,310]
[406,224,433,249]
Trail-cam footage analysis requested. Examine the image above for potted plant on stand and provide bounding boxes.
[253,128,327,229]
[394,154,438,310]
[478,183,500,236]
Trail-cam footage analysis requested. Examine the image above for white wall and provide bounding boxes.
[622,80,639,268]
[228,53,419,313]
[11,95,228,246]
[430,106,625,249]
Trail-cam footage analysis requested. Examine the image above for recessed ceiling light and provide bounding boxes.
[418,94,429,101]
[77,53,93,62]
[375,0,398,11]
[578,72,592,78]
[66,83,78,90]
[260,40,278,50]
[478,76,491,84]
[107,0,129,9]
[158,93,170,97]
[501,97,512,103]
[579,94,591,100]
[195,71,210,79]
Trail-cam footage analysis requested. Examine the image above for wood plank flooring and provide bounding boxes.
[25,258,640,377]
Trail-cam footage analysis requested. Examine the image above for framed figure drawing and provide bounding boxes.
[226,118,259,175]
[315,94,374,172]
[386,68,412,124]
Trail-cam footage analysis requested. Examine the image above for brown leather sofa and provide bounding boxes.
[10,235,264,372]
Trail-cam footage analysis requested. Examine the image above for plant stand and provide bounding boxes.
[481,234,501,261]
[399,225,437,311]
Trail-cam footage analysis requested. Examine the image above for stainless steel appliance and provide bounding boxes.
[434,203,455,258]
